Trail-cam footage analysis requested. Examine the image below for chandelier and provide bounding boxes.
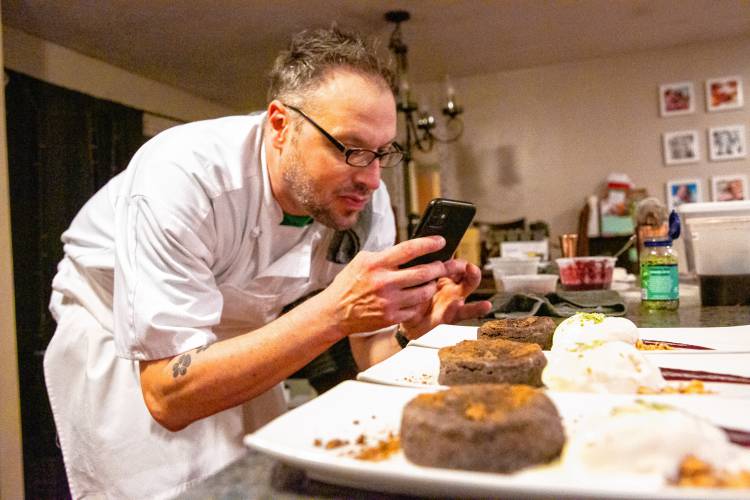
[385,10,465,228]
[385,10,464,158]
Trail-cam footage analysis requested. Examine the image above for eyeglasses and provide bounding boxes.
[284,104,404,168]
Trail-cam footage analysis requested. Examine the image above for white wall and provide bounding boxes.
[0,16,25,500]
[421,37,750,245]
[3,26,240,121]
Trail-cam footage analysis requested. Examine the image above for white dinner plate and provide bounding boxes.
[409,323,750,353]
[245,380,750,499]
[356,346,750,397]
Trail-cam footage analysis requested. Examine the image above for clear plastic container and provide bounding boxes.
[556,257,616,290]
[488,257,539,277]
[496,274,559,294]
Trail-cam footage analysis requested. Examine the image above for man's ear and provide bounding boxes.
[266,100,292,149]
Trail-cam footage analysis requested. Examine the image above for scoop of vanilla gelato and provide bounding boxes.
[542,340,665,393]
[551,313,638,351]
[563,400,750,480]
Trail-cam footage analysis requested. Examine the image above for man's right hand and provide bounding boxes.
[313,235,451,338]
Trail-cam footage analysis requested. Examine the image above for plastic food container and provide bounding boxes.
[488,257,540,277]
[685,215,750,305]
[496,274,559,294]
[677,200,750,273]
[556,257,616,290]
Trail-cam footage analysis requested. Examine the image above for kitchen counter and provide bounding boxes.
[178,284,749,500]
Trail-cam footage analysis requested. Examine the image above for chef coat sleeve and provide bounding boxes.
[113,179,222,361]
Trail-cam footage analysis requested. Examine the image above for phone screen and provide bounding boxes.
[400,198,476,268]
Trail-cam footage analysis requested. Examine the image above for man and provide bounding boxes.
[46,26,490,498]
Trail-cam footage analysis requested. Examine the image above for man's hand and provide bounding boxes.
[399,258,491,339]
[312,235,491,342]
[314,236,458,338]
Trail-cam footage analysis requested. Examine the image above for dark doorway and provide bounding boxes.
[5,69,145,498]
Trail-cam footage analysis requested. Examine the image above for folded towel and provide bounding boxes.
[489,290,627,318]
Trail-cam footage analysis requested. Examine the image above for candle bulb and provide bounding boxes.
[445,74,455,101]
[443,74,461,118]
[399,78,412,109]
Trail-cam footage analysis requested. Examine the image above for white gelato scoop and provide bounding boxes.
[563,400,750,480]
[552,313,638,351]
[542,340,665,393]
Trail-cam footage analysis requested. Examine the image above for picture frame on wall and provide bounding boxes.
[711,174,749,201]
[662,130,700,165]
[705,76,744,112]
[665,178,703,211]
[708,124,746,161]
[658,81,694,116]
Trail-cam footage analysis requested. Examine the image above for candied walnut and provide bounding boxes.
[675,455,750,488]
[324,438,349,449]
[464,402,488,421]
[636,339,674,351]
[354,435,401,461]
[637,380,712,395]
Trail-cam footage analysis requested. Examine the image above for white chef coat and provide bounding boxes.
[45,112,396,499]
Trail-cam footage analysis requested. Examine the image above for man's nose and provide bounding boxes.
[353,159,382,191]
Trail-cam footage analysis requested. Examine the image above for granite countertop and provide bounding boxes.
[178,284,750,500]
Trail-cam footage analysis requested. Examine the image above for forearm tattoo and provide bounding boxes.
[172,354,191,378]
[171,344,212,378]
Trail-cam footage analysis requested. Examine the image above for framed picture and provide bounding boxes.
[711,174,749,201]
[665,178,703,211]
[708,124,746,161]
[662,130,700,165]
[705,76,744,112]
[658,81,694,116]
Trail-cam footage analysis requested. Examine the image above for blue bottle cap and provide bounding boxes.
[644,239,671,247]
[668,210,681,241]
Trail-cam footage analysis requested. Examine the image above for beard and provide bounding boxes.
[281,141,371,231]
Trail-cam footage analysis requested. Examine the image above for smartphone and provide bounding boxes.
[400,198,476,268]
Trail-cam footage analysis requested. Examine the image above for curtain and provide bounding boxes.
[5,69,145,497]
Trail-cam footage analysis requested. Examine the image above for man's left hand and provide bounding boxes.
[399,259,492,339]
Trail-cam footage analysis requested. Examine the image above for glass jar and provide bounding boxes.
[640,238,679,311]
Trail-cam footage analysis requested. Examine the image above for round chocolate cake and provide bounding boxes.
[478,317,556,350]
[438,338,547,386]
[400,384,565,472]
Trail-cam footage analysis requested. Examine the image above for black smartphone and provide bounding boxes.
[400,198,476,268]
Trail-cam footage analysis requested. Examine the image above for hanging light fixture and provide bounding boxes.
[385,10,464,229]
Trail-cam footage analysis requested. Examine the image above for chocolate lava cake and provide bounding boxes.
[478,317,556,350]
[400,384,565,472]
[438,338,547,386]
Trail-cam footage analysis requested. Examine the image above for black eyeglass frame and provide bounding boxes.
[284,103,403,168]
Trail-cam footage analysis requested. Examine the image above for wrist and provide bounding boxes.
[394,325,410,348]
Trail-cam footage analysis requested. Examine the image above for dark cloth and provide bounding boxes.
[326,201,372,264]
[489,290,627,318]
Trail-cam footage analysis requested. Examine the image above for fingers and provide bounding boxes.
[378,236,445,268]
[390,260,447,288]
[443,260,480,283]
[459,262,482,291]
[394,280,439,308]
[453,300,493,322]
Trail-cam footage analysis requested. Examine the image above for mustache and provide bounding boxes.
[338,184,372,197]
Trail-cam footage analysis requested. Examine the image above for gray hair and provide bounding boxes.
[267,25,395,106]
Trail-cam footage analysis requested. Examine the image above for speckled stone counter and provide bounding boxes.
[622,283,750,327]
[177,452,422,500]
[178,284,750,500]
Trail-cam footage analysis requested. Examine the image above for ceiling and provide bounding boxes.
[4,1,750,111]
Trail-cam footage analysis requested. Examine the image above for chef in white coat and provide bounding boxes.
[45,26,490,499]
